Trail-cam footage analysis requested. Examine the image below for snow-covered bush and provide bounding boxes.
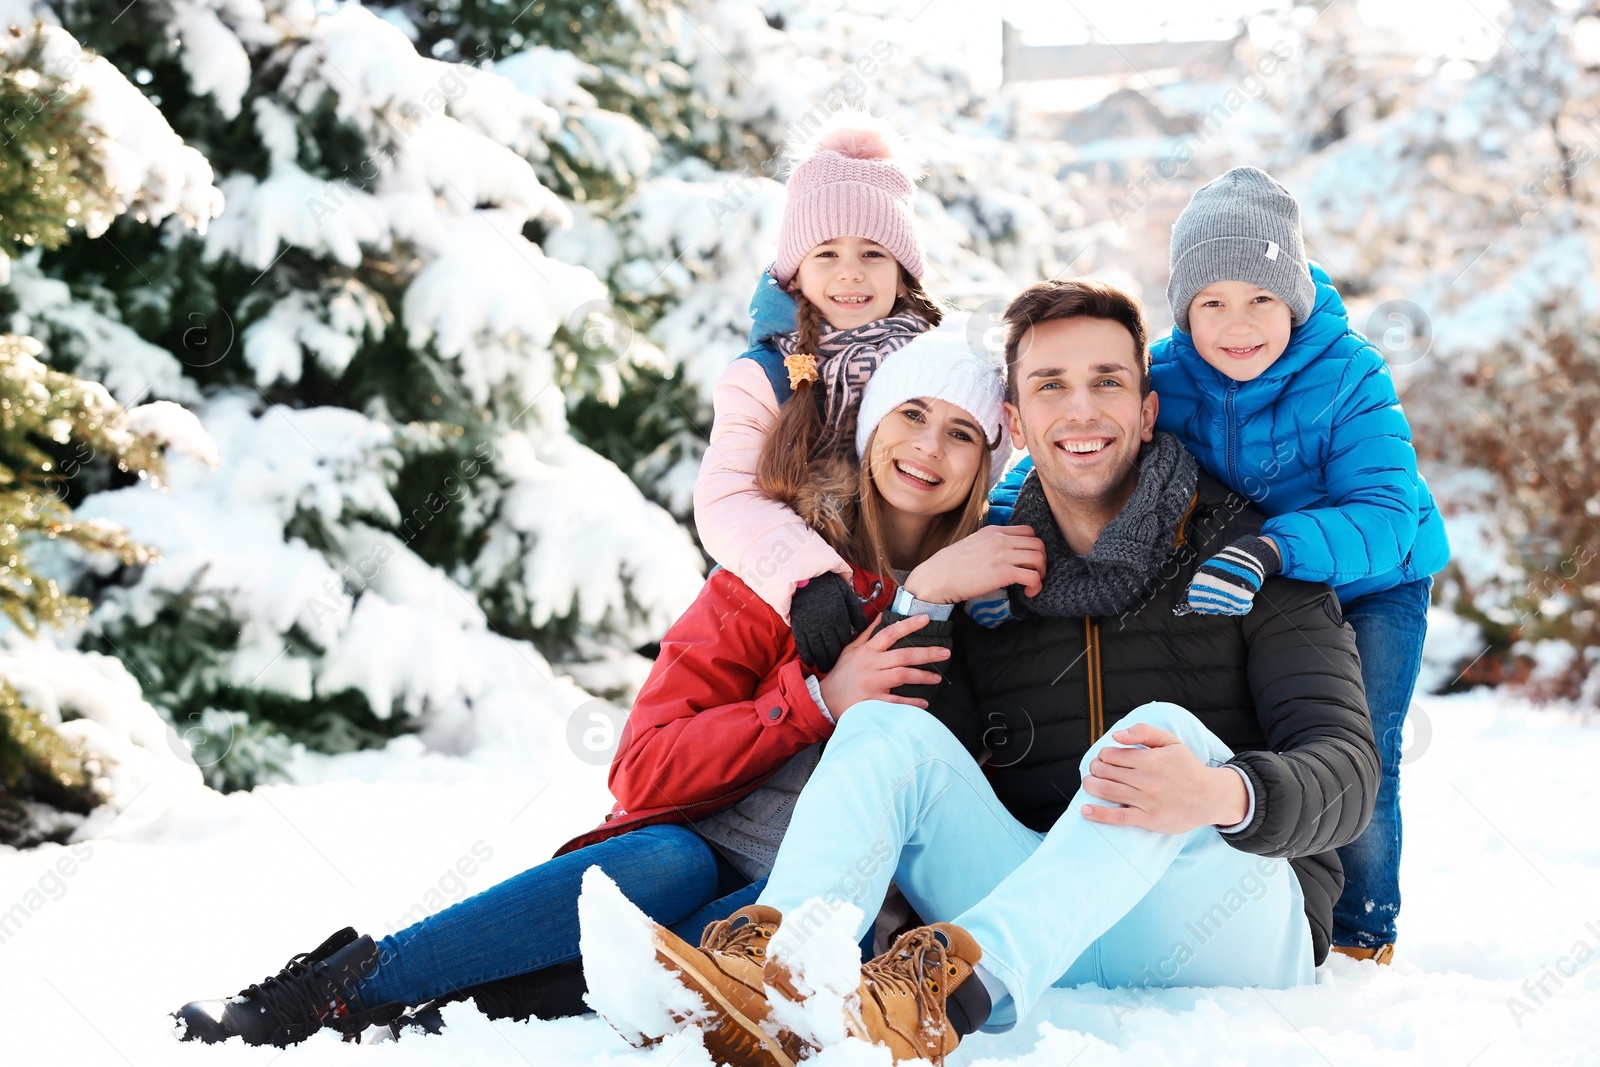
[1419,302,1600,701]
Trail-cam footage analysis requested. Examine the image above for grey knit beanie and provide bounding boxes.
[1166,166,1316,334]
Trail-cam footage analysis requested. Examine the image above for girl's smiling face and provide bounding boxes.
[1186,281,1293,382]
[792,236,903,330]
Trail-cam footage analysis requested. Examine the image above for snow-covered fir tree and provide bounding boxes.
[0,21,219,843]
[14,0,709,791]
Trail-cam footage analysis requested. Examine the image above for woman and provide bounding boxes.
[171,330,1041,1048]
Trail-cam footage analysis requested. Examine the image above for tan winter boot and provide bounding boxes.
[841,923,983,1064]
[648,905,806,1067]
[1329,943,1394,966]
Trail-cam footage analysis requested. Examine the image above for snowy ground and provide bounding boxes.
[3,691,1597,1066]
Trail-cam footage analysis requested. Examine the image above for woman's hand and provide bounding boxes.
[902,525,1047,604]
[818,614,950,715]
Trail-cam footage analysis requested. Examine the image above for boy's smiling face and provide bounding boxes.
[1186,280,1293,382]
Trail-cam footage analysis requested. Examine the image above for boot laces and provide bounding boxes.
[239,950,351,1033]
[860,929,963,1063]
[700,914,774,961]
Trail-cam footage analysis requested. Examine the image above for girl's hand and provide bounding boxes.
[790,573,868,671]
[902,526,1047,605]
[819,614,950,716]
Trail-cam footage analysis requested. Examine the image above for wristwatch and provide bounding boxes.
[891,586,954,621]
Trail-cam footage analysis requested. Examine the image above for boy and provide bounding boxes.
[1150,165,1450,962]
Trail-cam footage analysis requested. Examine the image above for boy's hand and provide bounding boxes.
[1179,535,1281,616]
[790,572,868,671]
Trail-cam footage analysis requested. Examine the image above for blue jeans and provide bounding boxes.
[1332,576,1432,948]
[758,700,1313,1031]
[357,824,763,1008]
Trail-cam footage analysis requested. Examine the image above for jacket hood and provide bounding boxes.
[748,267,799,348]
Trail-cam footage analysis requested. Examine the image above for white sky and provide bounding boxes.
[910,0,1521,90]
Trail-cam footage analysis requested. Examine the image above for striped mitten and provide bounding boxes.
[1182,536,1281,616]
[964,588,1014,628]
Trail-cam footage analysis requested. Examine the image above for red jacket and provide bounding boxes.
[555,566,895,856]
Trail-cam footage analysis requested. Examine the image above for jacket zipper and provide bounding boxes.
[1224,381,1240,490]
[1084,617,1104,744]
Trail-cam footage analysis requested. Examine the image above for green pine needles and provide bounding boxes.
[0,27,116,264]
[0,333,161,634]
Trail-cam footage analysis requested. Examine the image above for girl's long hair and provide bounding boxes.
[756,267,943,549]
[755,270,988,577]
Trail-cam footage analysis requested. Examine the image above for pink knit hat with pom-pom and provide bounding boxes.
[773,112,925,286]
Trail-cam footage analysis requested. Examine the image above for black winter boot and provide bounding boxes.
[466,960,590,1022]
[365,960,592,1042]
[172,928,402,1047]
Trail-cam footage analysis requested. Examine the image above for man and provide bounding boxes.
[593,278,1377,1067]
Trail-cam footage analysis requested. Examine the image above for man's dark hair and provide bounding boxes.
[1002,278,1152,403]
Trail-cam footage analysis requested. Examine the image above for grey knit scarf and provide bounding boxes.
[1009,432,1199,619]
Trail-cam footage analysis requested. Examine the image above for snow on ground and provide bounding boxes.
[2,690,1597,1065]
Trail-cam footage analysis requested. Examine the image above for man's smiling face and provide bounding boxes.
[1005,315,1158,513]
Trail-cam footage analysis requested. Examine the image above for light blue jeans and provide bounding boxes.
[758,700,1314,1030]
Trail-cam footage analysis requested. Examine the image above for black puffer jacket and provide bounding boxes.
[886,472,1378,964]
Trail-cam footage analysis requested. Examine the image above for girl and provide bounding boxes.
[696,111,944,672]
[169,333,1029,1049]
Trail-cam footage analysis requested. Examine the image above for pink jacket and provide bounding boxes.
[693,358,853,622]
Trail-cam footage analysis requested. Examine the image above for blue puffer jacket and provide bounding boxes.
[987,266,1450,604]
[1148,262,1449,603]
[740,268,801,405]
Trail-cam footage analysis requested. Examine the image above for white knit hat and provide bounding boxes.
[855,329,1009,490]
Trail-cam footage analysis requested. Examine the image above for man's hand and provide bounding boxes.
[902,525,1047,604]
[1079,723,1248,834]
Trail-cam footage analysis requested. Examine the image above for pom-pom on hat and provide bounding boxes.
[856,328,1010,491]
[773,110,925,287]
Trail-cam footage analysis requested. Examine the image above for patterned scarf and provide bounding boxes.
[1008,432,1199,619]
[774,311,930,448]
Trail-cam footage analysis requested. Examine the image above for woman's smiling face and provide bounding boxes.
[864,397,986,518]
[792,236,903,329]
